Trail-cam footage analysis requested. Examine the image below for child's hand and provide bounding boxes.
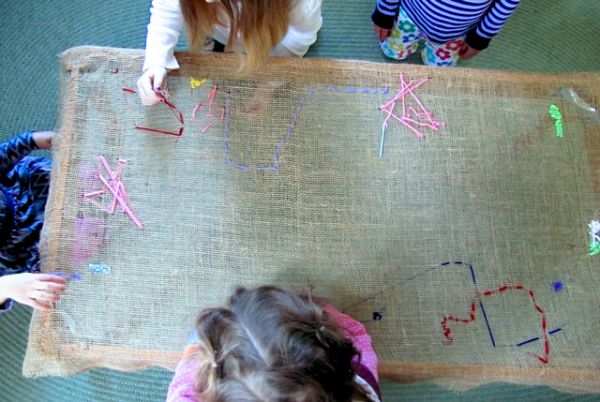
[137,66,168,106]
[458,43,481,59]
[373,24,392,41]
[0,273,67,311]
[33,131,55,150]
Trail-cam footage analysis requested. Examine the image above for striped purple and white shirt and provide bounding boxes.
[372,0,521,49]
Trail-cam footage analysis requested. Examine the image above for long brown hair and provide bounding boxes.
[179,0,293,73]
[193,285,363,401]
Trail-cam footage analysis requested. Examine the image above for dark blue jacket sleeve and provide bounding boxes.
[0,298,14,314]
[371,0,401,30]
[0,131,39,177]
[466,0,521,50]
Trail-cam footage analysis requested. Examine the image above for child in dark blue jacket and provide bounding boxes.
[0,131,68,313]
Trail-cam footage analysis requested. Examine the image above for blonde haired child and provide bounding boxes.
[137,0,322,106]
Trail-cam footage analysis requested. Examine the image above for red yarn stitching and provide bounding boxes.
[440,284,550,364]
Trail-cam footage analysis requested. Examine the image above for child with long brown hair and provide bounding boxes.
[167,285,381,402]
[137,0,322,106]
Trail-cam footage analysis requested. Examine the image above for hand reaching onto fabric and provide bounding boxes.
[32,131,55,150]
[137,66,168,106]
[0,273,67,311]
[458,43,481,59]
[373,24,392,41]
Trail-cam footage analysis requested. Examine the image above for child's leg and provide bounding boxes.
[421,38,465,67]
[380,7,424,61]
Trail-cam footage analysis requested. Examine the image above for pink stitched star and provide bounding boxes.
[380,74,445,138]
[83,156,144,229]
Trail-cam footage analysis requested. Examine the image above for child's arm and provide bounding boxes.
[0,273,67,313]
[371,0,400,41]
[166,344,203,402]
[461,0,521,58]
[0,131,53,177]
[137,0,183,106]
[0,131,54,176]
[271,0,322,57]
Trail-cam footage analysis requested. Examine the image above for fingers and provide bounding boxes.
[26,298,52,311]
[458,44,480,59]
[137,74,161,106]
[28,290,60,304]
[380,29,391,41]
[30,274,68,294]
[460,49,476,59]
[136,66,168,106]
[35,281,67,293]
[35,274,68,285]
[152,68,167,93]
[373,25,381,40]
[32,131,55,150]
[373,25,391,41]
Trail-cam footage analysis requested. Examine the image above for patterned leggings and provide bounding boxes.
[380,7,465,67]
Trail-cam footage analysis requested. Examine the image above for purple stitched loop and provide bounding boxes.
[256,166,277,172]
[222,85,388,172]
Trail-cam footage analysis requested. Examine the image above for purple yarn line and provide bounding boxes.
[222,85,388,172]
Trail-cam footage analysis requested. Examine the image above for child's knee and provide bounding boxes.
[380,39,418,61]
[421,44,459,67]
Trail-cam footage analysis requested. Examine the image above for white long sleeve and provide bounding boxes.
[271,0,323,57]
[143,0,184,72]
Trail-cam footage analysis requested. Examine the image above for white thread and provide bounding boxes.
[589,220,600,244]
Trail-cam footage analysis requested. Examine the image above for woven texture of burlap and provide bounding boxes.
[23,47,600,393]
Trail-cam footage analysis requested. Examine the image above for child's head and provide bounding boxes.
[179,0,292,73]
[193,285,362,401]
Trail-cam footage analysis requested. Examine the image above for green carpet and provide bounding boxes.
[0,1,598,401]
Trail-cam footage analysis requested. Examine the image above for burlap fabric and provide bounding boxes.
[23,47,600,393]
